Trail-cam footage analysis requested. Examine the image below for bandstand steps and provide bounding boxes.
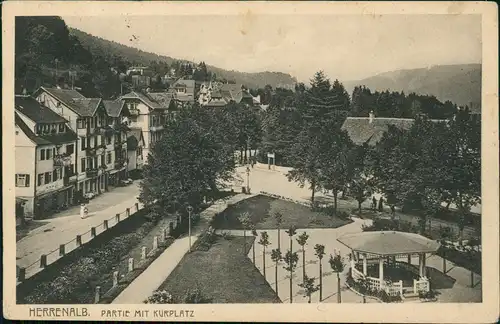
[403,293,421,303]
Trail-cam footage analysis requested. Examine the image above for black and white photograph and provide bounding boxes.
[3,1,499,322]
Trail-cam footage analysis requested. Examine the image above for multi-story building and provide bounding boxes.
[119,91,173,164]
[15,95,78,219]
[34,87,129,200]
[168,79,196,107]
[103,100,131,185]
[197,82,257,108]
[126,127,145,177]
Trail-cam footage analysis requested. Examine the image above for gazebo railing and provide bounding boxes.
[413,277,430,294]
[351,263,404,297]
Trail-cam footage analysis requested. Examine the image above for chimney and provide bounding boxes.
[369,110,375,124]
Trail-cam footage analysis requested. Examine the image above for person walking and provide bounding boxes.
[372,196,377,211]
[378,197,384,212]
[390,205,396,219]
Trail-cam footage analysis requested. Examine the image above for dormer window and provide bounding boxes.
[59,124,65,132]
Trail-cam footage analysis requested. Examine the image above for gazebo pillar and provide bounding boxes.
[362,253,367,275]
[378,256,384,287]
[418,253,425,277]
[350,252,355,269]
[407,253,412,264]
[422,253,427,277]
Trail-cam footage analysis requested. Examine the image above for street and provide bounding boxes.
[16,182,141,271]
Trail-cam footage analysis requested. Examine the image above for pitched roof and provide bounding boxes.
[120,91,163,110]
[103,100,125,117]
[39,128,78,144]
[341,117,416,146]
[15,113,51,145]
[71,98,102,116]
[172,79,195,91]
[337,231,441,256]
[147,92,174,109]
[15,95,68,124]
[38,87,101,117]
[127,127,143,151]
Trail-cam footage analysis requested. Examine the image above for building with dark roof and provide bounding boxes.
[15,96,78,219]
[119,90,175,164]
[34,87,130,200]
[341,111,445,146]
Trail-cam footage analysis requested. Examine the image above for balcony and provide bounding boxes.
[86,168,99,178]
[114,157,128,170]
[129,109,140,116]
[53,153,72,167]
[113,122,131,133]
[150,125,164,132]
[86,147,97,156]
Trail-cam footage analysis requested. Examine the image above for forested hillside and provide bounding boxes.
[344,64,481,108]
[69,28,297,89]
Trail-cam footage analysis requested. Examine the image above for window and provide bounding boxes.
[51,124,57,132]
[58,124,65,132]
[53,169,58,182]
[38,174,44,186]
[81,137,87,150]
[15,174,30,187]
[106,136,111,145]
[89,117,94,128]
[66,144,74,155]
[46,148,52,160]
[53,148,56,157]
[77,118,87,129]
[40,149,46,161]
[106,152,112,164]
[44,172,52,184]
[81,158,86,172]
[101,154,105,166]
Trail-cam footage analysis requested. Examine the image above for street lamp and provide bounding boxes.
[186,205,193,252]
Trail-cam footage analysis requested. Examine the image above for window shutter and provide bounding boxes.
[25,175,30,187]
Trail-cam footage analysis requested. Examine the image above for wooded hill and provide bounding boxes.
[344,64,481,109]
[69,28,298,90]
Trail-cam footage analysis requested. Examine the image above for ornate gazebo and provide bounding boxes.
[338,231,441,297]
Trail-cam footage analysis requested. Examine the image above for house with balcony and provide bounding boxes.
[34,87,128,200]
[103,99,132,185]
[119,91,174,164]
[15,96,78,219]
[197,82,257,108]
[168,78,196,107]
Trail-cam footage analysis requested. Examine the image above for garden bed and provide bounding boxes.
[17,210,176,304]
[212,194,351,230]
[154,235,281,303]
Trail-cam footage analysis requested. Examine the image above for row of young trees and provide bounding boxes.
[239,212,346,303]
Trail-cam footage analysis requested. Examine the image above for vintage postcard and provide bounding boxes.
[3,1,499,322]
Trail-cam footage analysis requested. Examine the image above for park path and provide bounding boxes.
[16,183,141,278]
[112,193,256,304]
[234,165,479,239]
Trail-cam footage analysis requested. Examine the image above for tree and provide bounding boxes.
[283,250,299,303]
[139,106,235,220]
[285,225,297,253]
[258,231,271,279]
[314,244,326,301]
[329,252,345,303]
[273,211,283,250]
[238,212,252,254]
[251,225,258,264]
[318,129,355,213]
[298,275,319,303]
[271,248,282,295]
[296,232,310,283]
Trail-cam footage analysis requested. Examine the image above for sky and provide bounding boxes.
[63,14,481,83]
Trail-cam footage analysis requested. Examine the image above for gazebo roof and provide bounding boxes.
[337,231,440,256]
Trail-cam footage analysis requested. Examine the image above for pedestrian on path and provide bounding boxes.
[372,196,377,211]
[378,197,384,212]
[390,205,396,219]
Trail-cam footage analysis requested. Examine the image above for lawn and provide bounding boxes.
[157,235,281,303]
[211,194,352,230]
